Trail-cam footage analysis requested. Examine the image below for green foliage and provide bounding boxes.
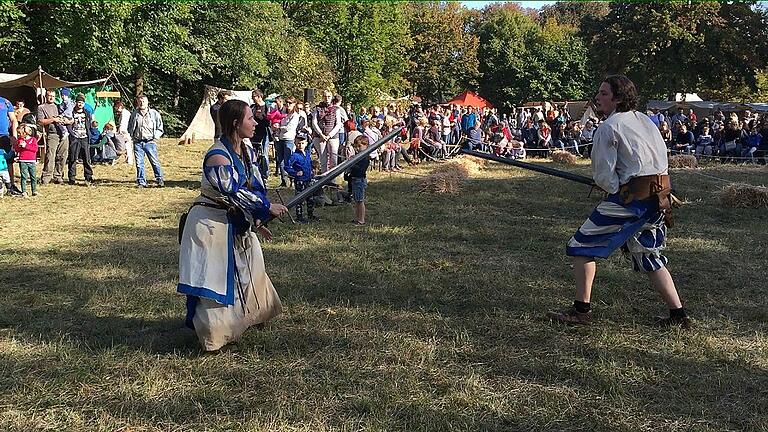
[585,1,768,100]
[405,1,479,104]
[0,1,28,70]
[538,1,609,28]
[477,6,591,107]
[17,0,133,77]
[293,1,410,106]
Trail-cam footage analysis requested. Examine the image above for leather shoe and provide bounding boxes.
[547,307,592,325]
[653,315,693,330]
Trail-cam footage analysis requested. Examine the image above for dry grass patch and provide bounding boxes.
[720,183,768,208]
[550,150,578,165]
[419,160,475,194]
[669,154,698,169]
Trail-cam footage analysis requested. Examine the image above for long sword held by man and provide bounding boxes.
[459,148,597,187]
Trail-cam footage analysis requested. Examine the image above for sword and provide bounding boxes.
[261,126,403,225]
[459,148,596,187]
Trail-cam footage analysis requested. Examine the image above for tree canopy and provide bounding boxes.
[2,0,767,134]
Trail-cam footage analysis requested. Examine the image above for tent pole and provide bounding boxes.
[37,65,43,102]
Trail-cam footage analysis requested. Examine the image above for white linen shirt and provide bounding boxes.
[591,111,668,194]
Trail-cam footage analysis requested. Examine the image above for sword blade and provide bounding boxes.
[283,126,403,209]
[459,148,595,187]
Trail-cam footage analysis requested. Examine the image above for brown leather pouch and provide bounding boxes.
[619,174,677,227]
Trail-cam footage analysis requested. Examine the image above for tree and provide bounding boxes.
[0,2,29,71]
[405,1,479,104]
[14,0,133,78]
[585,1,768,100]
[476,6,591,107]
[288,1,410,106]
[538,1,609,28]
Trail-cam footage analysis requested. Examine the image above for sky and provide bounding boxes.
[461,1,556,10]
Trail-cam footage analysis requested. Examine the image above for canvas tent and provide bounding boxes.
[0,67,112,125]
[180,85,253,141]
[520,100,595,124]
[446,90,493,109]
[647,99,756,123]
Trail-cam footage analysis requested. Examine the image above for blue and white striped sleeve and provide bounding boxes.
[203,164,271,221]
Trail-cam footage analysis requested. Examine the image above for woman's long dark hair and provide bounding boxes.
[218,99,254,182]
[219,99,250,142]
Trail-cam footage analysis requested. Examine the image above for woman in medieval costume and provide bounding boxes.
[178,99,288,352]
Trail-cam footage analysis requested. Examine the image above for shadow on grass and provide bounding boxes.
[0,167,766,429]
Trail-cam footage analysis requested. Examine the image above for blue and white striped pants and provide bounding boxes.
[566,193,668,272]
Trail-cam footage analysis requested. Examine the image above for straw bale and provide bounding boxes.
[551,150,578,165]
[420,172,461,194]
[720,183,768,208]
[419,161,476,194]
[668,154,698,169]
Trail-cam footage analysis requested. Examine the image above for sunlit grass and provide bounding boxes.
[1,139,767,431]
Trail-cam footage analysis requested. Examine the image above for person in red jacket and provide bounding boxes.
[13,123,39,196]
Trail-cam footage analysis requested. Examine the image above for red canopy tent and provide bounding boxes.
[445,90,493,109]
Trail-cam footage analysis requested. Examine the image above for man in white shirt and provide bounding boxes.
[548,75,690,329]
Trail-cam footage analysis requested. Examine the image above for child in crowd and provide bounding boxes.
[348,135,369,225]
[695,126,714,157]
[0,146,12,196]
[284,135,316,223]
[742,126,762,161]
[13,123,39,197]
[89,120,101,146]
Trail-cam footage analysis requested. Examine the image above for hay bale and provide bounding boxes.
[668,154,698,169]
[419,161,474,194]
[420,172,461,194]
[434,162,469,180]
[720,183,768,208]
[551,150,577,165]
[453,156,486,173]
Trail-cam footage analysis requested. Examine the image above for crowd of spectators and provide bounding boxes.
[1,89,164,197]
[4,87,767,199]
[648,106,768,162]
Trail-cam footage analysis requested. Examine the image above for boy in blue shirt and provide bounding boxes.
[284,135,316,223]
[348,135,370,225]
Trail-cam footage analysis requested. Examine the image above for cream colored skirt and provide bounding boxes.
[191,231,282,351]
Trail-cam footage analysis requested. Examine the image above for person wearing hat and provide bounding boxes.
[66,93,94,185]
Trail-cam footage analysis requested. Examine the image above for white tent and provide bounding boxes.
[180,85,253,141]
[675,93,703,102]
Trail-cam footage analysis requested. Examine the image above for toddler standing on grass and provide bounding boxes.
[348,135,370,225]
[13,124,39,197]
[284,135,317,223]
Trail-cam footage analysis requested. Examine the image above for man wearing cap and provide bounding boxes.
[67,93,94,185]
[127,94,165,188]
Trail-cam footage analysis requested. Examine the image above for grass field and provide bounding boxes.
[1,139,767,431]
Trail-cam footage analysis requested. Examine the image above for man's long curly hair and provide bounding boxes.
[604,75,638,113]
